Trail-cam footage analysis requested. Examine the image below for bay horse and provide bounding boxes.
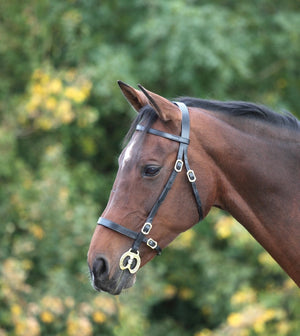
[88,81,300,295]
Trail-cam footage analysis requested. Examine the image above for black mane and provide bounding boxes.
[125,98,299,143]
[179,97,299,130]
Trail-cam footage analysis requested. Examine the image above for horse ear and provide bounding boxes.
[118,80,148,112]
[138,85,181,122]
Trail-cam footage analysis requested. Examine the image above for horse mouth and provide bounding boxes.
[91,270,136,295]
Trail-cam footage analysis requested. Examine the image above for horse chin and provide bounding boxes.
[92,270,136,295]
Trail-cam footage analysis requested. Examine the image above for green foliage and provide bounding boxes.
[0,0,299,335]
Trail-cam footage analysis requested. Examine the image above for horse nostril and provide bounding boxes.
[92,256,109,280]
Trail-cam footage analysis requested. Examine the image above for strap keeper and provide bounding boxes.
[141,222,152,235]
[147,238,158,249]
[174,159,183,172]
[187,169,196,183]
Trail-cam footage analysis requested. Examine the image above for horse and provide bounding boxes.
[87,81,300,295]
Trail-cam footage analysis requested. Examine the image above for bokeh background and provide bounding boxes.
[0,0,299,335]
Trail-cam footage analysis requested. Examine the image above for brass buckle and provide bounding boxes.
[119,249,141,274]
[187,169,196,182]
[147,238,158,249]
[174,159,183,172]
[141,222,152,235]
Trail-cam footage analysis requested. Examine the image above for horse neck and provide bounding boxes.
[191,108,300,285]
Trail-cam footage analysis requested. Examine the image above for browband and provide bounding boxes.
[136,124,190,145]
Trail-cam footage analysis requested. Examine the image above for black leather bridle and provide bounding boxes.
[97,102,203,274]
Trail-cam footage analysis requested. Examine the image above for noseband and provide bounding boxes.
[97,102,203,274]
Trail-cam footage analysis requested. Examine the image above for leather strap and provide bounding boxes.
[142,102,202,221]
[97,102,203,257]
[175,103,203,219]
[98,217,162,255]
[136,124,190,145]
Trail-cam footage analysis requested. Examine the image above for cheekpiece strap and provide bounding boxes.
[137,102,203,221]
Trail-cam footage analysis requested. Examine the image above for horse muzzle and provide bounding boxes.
[89,255,135,295]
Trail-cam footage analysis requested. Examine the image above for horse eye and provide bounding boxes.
[143,165,161,177]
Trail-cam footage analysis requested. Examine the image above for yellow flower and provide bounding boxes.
[65,297,75,308]
[56,100,74,124]
[214,216,236,239]
[32,83,45,96]
[179,287,193,300]
[25,317,40,336]
[14,317,40,336]
[276,321,291,335]
[39,72,50,85]
[258,252,276,267]
[15,320,26,336]
[26,96,42,114]
[284,278,298,289]
[253,319,265,333]
[67,316,92,336]
[59,187,69,202]
[227,312,243,327]
[252,308,278,333]
[92,311,106,324]
[79,303,92,315]
[64,87,86,103]
[45,144,62,159]
[45,97,57,111]
[163,284,177,298]
[194,329,212,336]
[231,287,256,305]
[48,78,62,94]
[78,317,92,336]
[22,259,33,271]
[263,309,276,321]
[29,225,44,240]
[81,80,92,96]
[41,296,64,315]
[32,69,43,80]
[11,304,22,317]
[92,296,116,315]
[67,319,77,336]
[66,69,76,82]
[36,117,54,130]
[170,229,195,249]
[40,311,54,324]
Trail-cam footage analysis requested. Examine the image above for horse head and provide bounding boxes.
[87,82,215,294]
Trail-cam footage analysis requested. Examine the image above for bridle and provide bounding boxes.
[97,102,203,274]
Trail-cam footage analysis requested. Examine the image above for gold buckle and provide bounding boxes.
[119,249,141,274]
[174,159,183,172]
[141,222,152,235]
[147,238,158,249]
[187,169,196,182]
